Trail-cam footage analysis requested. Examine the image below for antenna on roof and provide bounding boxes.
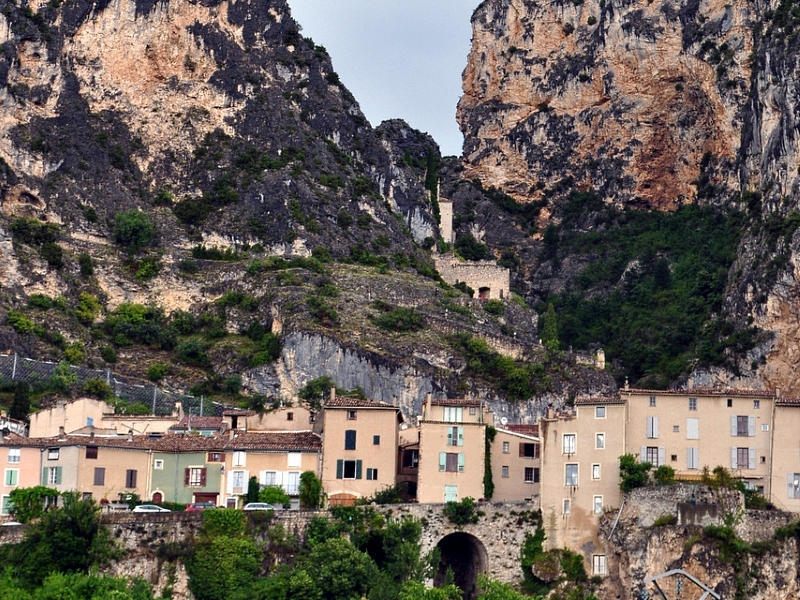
[500,417,508,426]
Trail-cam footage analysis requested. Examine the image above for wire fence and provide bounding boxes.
[0,353,226,416]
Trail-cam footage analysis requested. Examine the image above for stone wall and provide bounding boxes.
[434,255,510,300]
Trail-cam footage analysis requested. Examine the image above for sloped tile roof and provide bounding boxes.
[324,395,397,409]
[224,431,321,452]
[575,396,625,405]
[431,398,482,407]
[504,424,540,436]
[169,416,225,431]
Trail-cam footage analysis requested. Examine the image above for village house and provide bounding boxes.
[320,391,401,506]
[417,396,491,503]
[222,431,321,508]
[222,404,314,432]
[491,424,540,503]
[149,435,225,505]
[1,432,44,515]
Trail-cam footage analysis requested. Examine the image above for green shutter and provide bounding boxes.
[457,453,465,472]
[355,460,362,479]
[336,459,343,479]
[439,452,446,471]
[458,426,464,446]
[446,428,453,445]
[55,467,62,484]
[41,467,47,485]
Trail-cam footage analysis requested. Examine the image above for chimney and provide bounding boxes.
[424,393,432,419]
[776,388,781,399]
[229,428,236,440]
[392,395,398,407]
[127,429,134,442]
[58,426,66,440]
[89,431,95,442]
[330,386,336,402]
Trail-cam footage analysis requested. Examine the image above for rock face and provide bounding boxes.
[459,0,800,211]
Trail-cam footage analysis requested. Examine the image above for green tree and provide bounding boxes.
[113,210,155,252]
[541,303,559,352]
[246,476,260,503]
[10,381,31,421]
[619,453,652,492]
[305,537,378,600]
[7,486,59,523]
[299,471,323,509]
[477,575,541,599]
[9,492,118,587]
[259,484,290,508]
[399,581,463,600]
[187,535,262,600]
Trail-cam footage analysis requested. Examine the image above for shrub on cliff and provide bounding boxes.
[113,210,155,252]
[619,453,652,492]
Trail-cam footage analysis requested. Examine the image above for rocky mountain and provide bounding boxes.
[0,0,617,420]
[454,0,800,393]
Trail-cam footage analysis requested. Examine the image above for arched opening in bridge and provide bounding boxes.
[434,532,488,600]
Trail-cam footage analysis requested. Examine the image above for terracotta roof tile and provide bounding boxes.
[222,409,257,417]
[169,416,225,431]
[505,424,539,436]
[223,431,321,452]
[575,396,625,405]
[624,388,775,399]
[430,398,482,407]
[324,395,397,409]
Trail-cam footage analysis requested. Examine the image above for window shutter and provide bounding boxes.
[446,428,453,446]
[748,416,756,437]
[748,448,756,470]
[646,417,653,438]
[457,453,465,472]
[686,418,699,440]
[227,472,235,494]
[789,473,797,499]
[336,460,343,479]
[130,470,137,488]
[200,468,207,486]
[41,467,47,485]
[730,416,737,437]
[640,446,646,462]
[439,452,446,471]
[687,448,693,470]
[653,417,659,438]
[55,467,62,485]
[458,427,464,446]
[730,447,737,469]
[658,447,665,467]
[519,443,525,457]
[184,468,190,486]
[355,460,362,479]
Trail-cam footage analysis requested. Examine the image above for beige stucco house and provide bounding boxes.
[491,424,540,503]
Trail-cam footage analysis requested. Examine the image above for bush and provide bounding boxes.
[484,299,505,316]
[134,255,161,280]
[99,345,117,363]
[75,292,101,325]
[337,209,354,229]
[10,217,59,246]
[28,294,54,309]
[443,497,479,526]
[619,453,652,492]
[653,513,677,527]
[454,234,493,261]
[6,310,35,333]
[113,210,155,251]
[8,486,59,523]
[176,338,210,367]
[39,241,63,268]
[653,465,675,485]
[83,377,112,399]
[371,306,426,332]
[260,485,290,508]
[146,362,169,382]
[299,471,323,509]
[63,341,85,364]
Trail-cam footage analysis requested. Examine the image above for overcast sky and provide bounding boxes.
[287,1,476,157]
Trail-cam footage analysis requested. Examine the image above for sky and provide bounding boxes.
[287,1,476,157]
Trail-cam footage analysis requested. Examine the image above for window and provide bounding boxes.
[753,400,760,409]
[1,495,12,515]
[186,467,206,487]
[402,449,419,468]
[443,407,463,422]
[595,433,605,449]
[447,426,464,447]
[563,499,571,515]
[686,418,699,440]
[43,466,61,485]
[562,434,576,454]
[525,467,539,483]
[287,412,294,421]
[502,441,510,454]
[366,468,378,480]
[125,469,137,488]
[501,466,509,478]
[8,448,20,463]
[439,452,464,473]
[347,410,357,420]
[671,454,677,462]
[732,447,755,470]
[263,471,277,486]
[344,430,357,450]
[673,425,680,433]
[231,470,246,489]
[595,406,605,418]
[646,416,659,438]
[373,435,380,445]
[444,485,458,502]
[565,464,578,486]
[154,459,164,470]
[469,407,476,415]
[592,464,601,480]
[233,451,246,466]
[287,452,301,468]
[731,415,755,437]
[593,495,603,515]
[207,452,225,462]
[85,446,98,459]
[93,467,105,486]
[337,459,362,479]
[688,397,697,411]
[645,446,661,466]
[287,472,299,494]
[4,469,18,486]
[649,396,656,407]
[727,398,733,407]
[520,443,538,458]
[47,448,59,460]
[788,473,800,499]
[762,424,770,432]
[593,555,607,576]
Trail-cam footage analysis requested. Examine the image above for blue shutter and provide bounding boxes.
[55,467,62,485]
[355,460,362,479]
[457,453,465,473]
[41,467,47,485]
[457,426,464,446]
[336,459,343,479]
[439,452,446,471]
[446,428,453,446]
